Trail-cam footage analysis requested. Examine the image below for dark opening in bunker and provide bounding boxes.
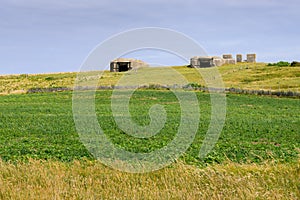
[117,62,130,72]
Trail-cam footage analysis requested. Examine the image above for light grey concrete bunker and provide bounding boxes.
[190,53,256,68]
[190,56,224,68]
[110,58,149,72]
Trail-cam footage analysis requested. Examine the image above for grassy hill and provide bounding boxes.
[0,63,299,94]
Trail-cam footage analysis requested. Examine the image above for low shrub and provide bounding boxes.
[267,61,290,67]
[291,61,300,67]
[268,61,291,67]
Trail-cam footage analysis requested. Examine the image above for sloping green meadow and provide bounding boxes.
[0,90,299,166]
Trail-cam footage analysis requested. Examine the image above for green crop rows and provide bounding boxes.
[0,90,299,166]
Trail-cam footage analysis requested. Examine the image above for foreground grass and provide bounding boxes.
[0,63,299,94]
[0,159,299,199]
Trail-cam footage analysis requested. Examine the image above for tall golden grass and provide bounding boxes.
[1,63,299,94]
[0,159,299,199]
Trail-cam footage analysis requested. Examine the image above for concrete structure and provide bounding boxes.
[236,54,243,62]
[110,58,148,72]
[190,53,257,68]
[223,58,236,65]
[223,54,233,59]
[190,56,224,68]
[222,54,236,65]
[246,54,256,63]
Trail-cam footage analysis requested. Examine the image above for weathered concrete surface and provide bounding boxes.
[223,59,236,65]
[223,54,233,59]
[110,58,149,72]
[246,54,256,63]
[190,56,224,68]
[236,54,243,62]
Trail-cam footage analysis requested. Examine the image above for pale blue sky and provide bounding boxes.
[0,0,299,74]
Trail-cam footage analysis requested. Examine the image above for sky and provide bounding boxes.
[0,0,299,74]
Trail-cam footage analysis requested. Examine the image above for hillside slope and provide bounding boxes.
[0,63,299,94]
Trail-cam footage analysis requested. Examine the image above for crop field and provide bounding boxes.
[0,90,299,164]
[0,69,299,199]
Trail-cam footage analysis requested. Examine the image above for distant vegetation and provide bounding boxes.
[291,61,300,67]
[267,61,300,67]
[267,61,291,67]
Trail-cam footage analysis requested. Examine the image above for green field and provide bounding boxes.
[0,90,299,165]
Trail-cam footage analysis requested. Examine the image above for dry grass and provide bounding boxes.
[217,63,300,92]
[0,159,299,200]
[173,63,300,92]
[0,63,299,94]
